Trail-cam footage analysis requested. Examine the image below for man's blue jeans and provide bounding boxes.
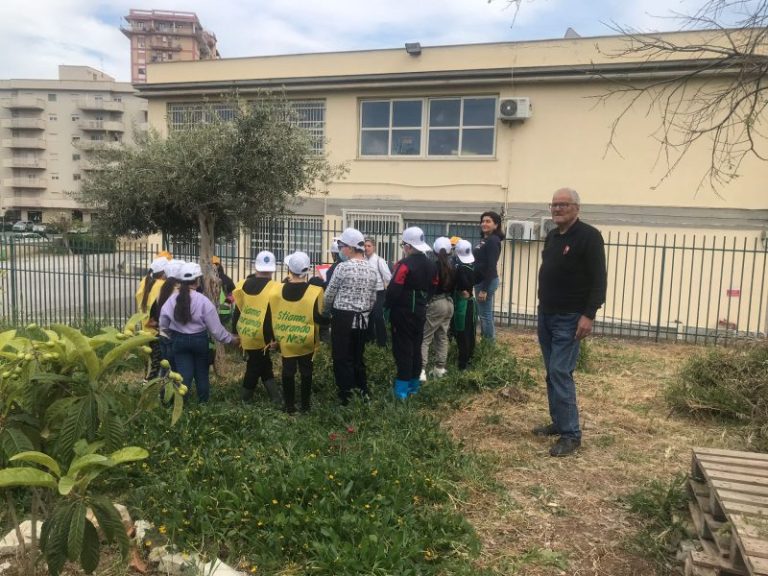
[475,277,499,341]
[171,331,211,402]
[537,312,582,440]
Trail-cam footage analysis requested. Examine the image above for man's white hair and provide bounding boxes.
[554,187,580,205]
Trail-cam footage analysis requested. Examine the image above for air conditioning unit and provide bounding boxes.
[505,220,536,241]
[540,217,557,237]
[499,98,532,121]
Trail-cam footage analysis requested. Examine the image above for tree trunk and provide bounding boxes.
[197,211,225,375]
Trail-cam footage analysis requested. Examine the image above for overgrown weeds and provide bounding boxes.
[103,342,531,575]
[666,344,768,449]
[622,473,691,575]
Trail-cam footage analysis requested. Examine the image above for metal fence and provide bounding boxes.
[0,228,766,344]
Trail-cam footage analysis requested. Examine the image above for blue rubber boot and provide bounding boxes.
[408,378,421,396]
[394,379,410,400]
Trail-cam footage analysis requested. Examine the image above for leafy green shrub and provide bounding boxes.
[622,473,690,573]
[666,344,768,448]
[0,323,185,574]
[65,232,116,254]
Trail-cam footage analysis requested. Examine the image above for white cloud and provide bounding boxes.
[0,0,716,83]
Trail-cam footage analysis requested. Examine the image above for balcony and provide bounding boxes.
[77,98,124,112]
[2,96,46,110]
[3,178,48,189]
[2,158,46,169]
[7,195,44,208]
[78,120,125,132]
[1,118,46,130]
[77,140,122,151]
[149,40,183,51]
[2,138,46,149]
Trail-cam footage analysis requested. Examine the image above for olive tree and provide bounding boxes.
[78,94,344,298]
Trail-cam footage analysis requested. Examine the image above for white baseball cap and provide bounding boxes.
[330,239,340,254]
[165,259,185,280]
[287,251,311,275]
[402,226,431,253]
[150,257,168,275]
[180,262,203,281]
[455,239,475,264]
[338,228,365,251]
[253,250,276,272]
[433,237,452,255]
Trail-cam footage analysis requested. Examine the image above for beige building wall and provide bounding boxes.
[0,66,147,224]
[140,31,768,335]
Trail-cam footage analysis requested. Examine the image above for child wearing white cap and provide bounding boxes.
[269,251,329,414]
[232,251,282,406]
[324,228,378,405]
[159,262,240,403]
[420,237,455,382]
[149,259,184,375]
[137,256,168,381]
[385,226,437,399]
[453,239,477,370]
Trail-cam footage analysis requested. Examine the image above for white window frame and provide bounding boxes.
[427,96,497,158]
[358,96,497,159]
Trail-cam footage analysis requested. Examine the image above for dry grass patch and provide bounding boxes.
[444,329,749,576]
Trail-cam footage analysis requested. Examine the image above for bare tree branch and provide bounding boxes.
[596,1,768,190]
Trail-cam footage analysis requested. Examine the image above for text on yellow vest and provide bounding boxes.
[232,279,278,350]
[269,284,324,357]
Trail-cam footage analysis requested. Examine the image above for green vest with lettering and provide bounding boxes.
[269,284,323,358]
[232,279,277,350]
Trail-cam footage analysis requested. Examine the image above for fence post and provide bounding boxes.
[82,250,89,322]
[9,237,18,326]
[654,245,667,342]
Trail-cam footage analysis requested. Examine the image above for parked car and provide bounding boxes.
[31,223,48,235]
[12,221,33,232]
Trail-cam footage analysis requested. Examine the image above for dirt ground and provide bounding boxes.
[443,328,754,576]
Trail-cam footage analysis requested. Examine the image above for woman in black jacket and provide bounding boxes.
[473,211,505,342]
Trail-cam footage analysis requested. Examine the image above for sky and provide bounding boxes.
[0,0,718,83]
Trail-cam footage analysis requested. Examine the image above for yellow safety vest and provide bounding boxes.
[135,277,148,312]
[232,279,278,350]
[269,283,323,358]
[135,278,165,335]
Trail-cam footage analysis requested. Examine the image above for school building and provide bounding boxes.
[137,29,768,339]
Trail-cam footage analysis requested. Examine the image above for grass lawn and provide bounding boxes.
[5,327,760,576]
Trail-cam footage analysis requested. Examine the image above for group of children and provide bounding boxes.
[135,225,478,412]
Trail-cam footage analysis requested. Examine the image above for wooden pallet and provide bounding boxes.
[685,448,768,576]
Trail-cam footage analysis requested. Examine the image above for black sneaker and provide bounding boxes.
[549,437,581,457]
[532,423,559,437]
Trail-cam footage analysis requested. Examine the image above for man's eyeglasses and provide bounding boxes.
[549,202,576,210]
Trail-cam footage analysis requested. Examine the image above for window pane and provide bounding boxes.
[361,101,390,128]
[392,100,422,127]
[429,99,460,127]
[461,128,494,155]
[428,129,459,155]
[391,129,421,155]
[361,130,389,155]
[463,98,496,126]
[448,223,482,245]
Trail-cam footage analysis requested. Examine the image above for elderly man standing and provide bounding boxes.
[534,188,606,457]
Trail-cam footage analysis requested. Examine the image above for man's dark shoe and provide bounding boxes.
[532,423,559,437]
[549,437,581,457]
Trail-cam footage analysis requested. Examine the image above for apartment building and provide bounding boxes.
[121,9,220,84]
[0,65,147,224]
